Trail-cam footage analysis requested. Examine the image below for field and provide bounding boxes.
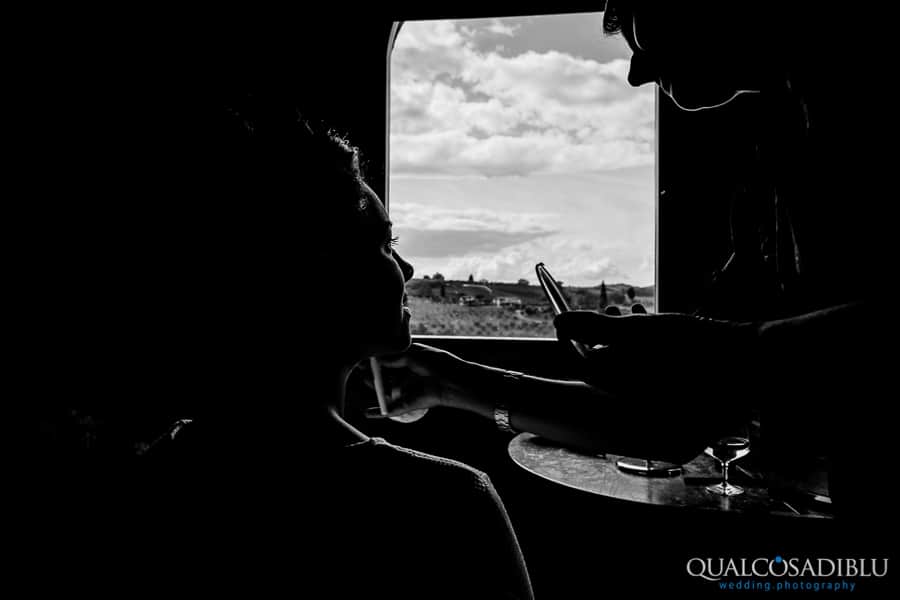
[407,283,656,338]
[408,296,556,337]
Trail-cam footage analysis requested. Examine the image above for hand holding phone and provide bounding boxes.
[535,263,589,358]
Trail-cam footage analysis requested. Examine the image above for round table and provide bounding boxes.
[508,432,832,518]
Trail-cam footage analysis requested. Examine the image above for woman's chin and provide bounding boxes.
[379,335,411,356]
[384,320,413,354]
[398,318,412,349]
[358,311,412,357]
[667,81,753,112]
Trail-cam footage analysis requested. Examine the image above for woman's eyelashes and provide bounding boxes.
[385,235,399,253]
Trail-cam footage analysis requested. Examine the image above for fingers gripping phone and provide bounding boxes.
[535,263,589,358]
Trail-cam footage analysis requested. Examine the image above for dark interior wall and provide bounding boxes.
[29,7,618,428]
[30,14,397,425]
[31,5,887,425]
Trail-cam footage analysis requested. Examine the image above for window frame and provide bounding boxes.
[385,16,662,359]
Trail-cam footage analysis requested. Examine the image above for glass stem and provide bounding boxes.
[722,461,729,490]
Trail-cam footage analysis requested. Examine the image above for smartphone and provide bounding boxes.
[535,263,589,358]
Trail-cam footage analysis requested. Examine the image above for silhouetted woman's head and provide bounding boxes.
[601,1,789,111]
[207,95,414,366]
[306,140,415,364]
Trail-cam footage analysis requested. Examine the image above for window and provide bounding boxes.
[389,13,655,338]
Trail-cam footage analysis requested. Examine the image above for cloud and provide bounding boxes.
[387,18,655,287]
[486,19,519,37]
[394,20,470,53]
[463,52,634,106]
[392,21,473,84]
[390,202,557,258]
[579,257,627,282]
[391,21,654,177]
[394,230,555,258]
[402,237,630,286]
[391,123,651,176]
[391,202,556,234]
[536,239,628,282]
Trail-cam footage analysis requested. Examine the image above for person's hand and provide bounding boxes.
[360,343,473,419]
[554,310,759,400]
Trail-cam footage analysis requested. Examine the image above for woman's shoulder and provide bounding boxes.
[348,437,494,494]
[138,423,495,502]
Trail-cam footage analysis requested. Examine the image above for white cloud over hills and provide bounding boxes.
[388,16,655,287]
[391,20,654,178]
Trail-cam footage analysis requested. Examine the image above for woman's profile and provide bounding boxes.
[133,96,534,600]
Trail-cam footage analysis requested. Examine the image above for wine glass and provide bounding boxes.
[370,357,428,423]
[705,436,750,496]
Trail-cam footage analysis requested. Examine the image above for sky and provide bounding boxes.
[389,13,655,287]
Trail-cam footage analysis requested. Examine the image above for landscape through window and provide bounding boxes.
[390,13,655,337]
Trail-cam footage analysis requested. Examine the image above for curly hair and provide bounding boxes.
[215,94,363,193]
[601,0,623,36]
[193,92,373,252]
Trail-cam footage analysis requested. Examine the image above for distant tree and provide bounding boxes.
[627,286,636,302]
[599,281,608,309]
[517,278,529,286]
[423,274,431,280]
[433,272,445,281]
[468,274,475,282]
[478,278,489,285]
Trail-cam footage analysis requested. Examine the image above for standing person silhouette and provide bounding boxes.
[367,0,889,520]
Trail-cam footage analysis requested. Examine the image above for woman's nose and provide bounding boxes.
[395,251,414,282]
[627,51,658,87]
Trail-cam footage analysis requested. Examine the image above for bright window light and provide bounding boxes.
[390,13,655,337]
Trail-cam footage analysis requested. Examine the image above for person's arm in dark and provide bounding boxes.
[757,301,871,362]
[372,344,740,464]
[371,302,873,464]
[440,362,716,463]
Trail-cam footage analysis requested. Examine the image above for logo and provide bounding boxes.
[686,555,889,593]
